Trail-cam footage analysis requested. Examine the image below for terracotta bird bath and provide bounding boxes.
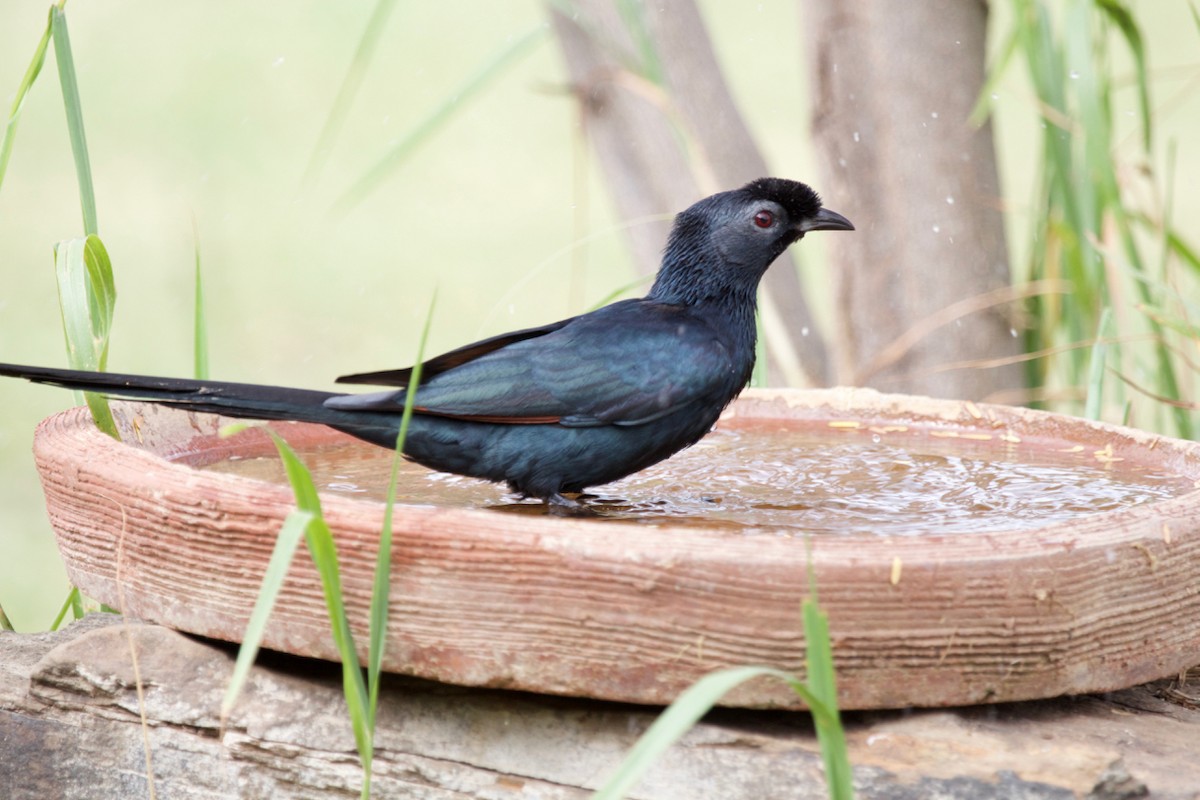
[29,388,1200,709]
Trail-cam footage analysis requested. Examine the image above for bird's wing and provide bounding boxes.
[325,301,737,427]
[335,319,573,387]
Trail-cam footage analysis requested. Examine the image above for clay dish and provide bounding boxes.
[30,388,1200,709]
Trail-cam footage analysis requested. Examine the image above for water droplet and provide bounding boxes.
[838,158,847,168]
[945,195,955,205]
[990,92,1000,100]
[1069,70,1080,80]
[872,434,882,444]
[932,224,941,234]
[272,56,285,67]
[930,111,939,119]
[1010,328,1019,338]
[852,131,860,143]
[801,326,810,337]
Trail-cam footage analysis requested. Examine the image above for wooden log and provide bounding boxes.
[2,615,1199,798]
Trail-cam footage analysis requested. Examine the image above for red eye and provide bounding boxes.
[753,210,774,228]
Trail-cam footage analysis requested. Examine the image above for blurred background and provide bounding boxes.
[1,1,1197,629]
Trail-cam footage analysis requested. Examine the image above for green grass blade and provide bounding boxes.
[333,25,546,214]
[53,235,118,437]
[1110,207,1193,438]
[0,603,13,632]
[591,665,824,800]
[301,514,373,761]
[1159,141,1177,283]
[1137,304,1200,341]
[49,585,82,630]
[0,7,54,195]
[803,542,854,799]
[193,224,209,379]
[615,0,663,84]
[268,430,372,765]
[51,6,98,236]
[1166,230,1200,275]
[969,24,1020,125]
[803,596,854,799]
[1094,0,1152,150]
[219,420,373,769]
[1084,308,1112,421]
[221,506,311,718]
[368,291,437,733]
[594,546,855,799]
[83,235,116,349]
[300,0,399,191]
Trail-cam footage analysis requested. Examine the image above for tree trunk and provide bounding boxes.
[801,0,1025,400]
[549,0,831,386]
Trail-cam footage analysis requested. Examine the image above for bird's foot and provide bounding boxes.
[546,492,600,517]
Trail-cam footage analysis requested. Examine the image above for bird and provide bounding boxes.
[0,178,852,510]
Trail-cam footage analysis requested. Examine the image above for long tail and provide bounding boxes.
[0,362,404,446]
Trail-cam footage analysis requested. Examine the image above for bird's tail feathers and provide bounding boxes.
[0,362,347,426]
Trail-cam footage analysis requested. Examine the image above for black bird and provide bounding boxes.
[0,178,852,509]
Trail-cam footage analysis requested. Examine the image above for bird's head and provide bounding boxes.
[652,178,853,305]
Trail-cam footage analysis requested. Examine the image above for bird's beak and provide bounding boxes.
[797,207,854,233]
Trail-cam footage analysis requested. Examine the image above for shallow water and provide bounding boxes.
[199,421,1196,535]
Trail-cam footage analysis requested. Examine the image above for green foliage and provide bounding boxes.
[49,585,84,631]
[51,5,98,237]
[982,0,1197,436]
[0,6,54,194]
[219,473,310,719]
[220,297,435,798]
[367,292,435,745]
[1084,307,1112,420]
[0,6,118,438]
[220,428,376,775]
[47,3,119,437]
[53,235,118,437]
[802,594,852,795]
[274,434,375,761]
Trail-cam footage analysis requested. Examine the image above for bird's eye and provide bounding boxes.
[753,210,774,229]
